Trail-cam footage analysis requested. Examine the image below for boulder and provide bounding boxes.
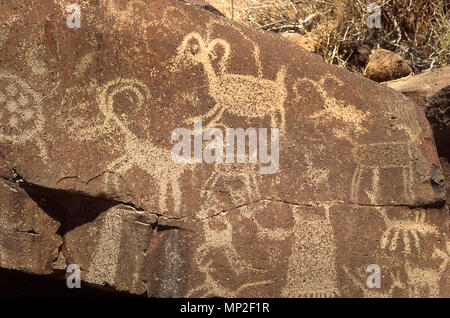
[364,49,413,82]
[0,0,448,297]
[386,66,450,205]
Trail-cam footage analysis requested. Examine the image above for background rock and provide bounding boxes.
[0,0,448,297]
[182,0,224,16]
[386,66,450,206]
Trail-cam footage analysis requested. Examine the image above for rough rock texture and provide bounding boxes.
[182,0,224,16]
[0,0,448,297]
[280,33,315,52]
[386,67,450,206]
[364,49,413,82]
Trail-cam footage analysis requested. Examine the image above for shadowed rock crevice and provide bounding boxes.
[21,182,127,236]
[426,86,450,161]
[0,267,144,298]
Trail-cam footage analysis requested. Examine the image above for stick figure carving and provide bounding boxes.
[176,32,287,134]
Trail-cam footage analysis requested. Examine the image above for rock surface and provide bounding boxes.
[386,67,450,206]
[280,33,315,52]
[364,49,413,82]
[183,0,224,16]
[0,0,448,297]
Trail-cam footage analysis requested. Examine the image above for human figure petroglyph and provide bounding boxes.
[343,265,405,298]
[97,78,192,216]
[176,32,287,134]
[377,208,438,255]
[351,142,416,204]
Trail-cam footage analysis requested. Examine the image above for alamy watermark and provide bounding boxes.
[66,264,81,289]
[66,4,81,29]
[366,264,381,289]
[171,120,279,174]
[366,3,382,29]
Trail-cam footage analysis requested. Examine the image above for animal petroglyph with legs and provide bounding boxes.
[188,164,281,297]
[176,32,287,134]
[98,78,191,216]
[351,142,416,204]
[294,74,369,134]
[378,208,438,255]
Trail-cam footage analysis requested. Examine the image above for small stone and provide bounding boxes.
[364,49,413,82]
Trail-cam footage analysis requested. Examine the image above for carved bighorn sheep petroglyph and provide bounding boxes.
[176,32,287,134]
[293,74,369,135]
[98,78,192,216]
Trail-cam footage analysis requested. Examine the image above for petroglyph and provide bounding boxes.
[294,74,370,134]
[86,206,124,287]
[0,72,44,143]
[404,260,444,297]
[282,205,339,298]
[351,142,416,204]
[98,78,192,216]
[176,32,287,134]
[0,14,18,48]
[204,18,264,78]
[343,265,405,298]
[0,72,48,161]
[378,208,438,254]
[188,164,285,297]
[97,0,192,43]
[86,205,154,292]
[62,76,192,216]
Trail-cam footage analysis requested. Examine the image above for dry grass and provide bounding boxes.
[211,0,449,74]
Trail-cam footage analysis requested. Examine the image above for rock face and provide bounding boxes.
[386,67,450,206]
[280,33,315,52]
[0,0,448,297]
[183,0,224,16]
[364,49,413,82]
